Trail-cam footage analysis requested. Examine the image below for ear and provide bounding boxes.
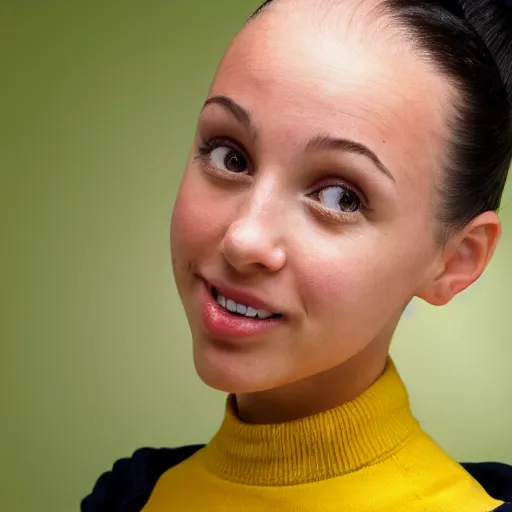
[417,211,501,306]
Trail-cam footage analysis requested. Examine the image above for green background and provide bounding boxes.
[2,2,511,511]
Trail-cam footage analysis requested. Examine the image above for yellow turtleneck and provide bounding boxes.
[142,360,502,511]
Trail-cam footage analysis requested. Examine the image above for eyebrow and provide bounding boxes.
[306,136,395,182]
[202,95,394,182]
[202,96,257,140]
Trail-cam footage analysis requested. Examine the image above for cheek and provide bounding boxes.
[170,173,225,262]
[297,247,380,315]
[294,228,431,328]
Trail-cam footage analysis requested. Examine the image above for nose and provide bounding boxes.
[221,191,287,274]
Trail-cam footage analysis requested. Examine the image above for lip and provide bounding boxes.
[199,280,285,341]
[206,279,281,314]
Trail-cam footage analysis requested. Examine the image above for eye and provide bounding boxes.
[316,185,361,213]
[208,145,248,174]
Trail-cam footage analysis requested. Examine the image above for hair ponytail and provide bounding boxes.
[460,0,512,104]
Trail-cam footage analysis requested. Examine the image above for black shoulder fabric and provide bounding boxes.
[462,462,512,503]
[81,445,205,512]
[493,505,512,511]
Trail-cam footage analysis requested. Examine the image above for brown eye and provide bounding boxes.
[210,146,248,173]
[318,186,361,213]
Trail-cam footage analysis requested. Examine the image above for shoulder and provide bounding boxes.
[462,462,512,503]
[462,461,512,510]
[81,445,204,512]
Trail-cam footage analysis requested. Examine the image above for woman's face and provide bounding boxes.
[171,3,451,393]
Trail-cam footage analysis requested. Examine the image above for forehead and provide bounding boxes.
[209,4,450,184]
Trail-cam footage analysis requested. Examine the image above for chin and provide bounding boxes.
[192,343,278,394]
[194,364,260,394]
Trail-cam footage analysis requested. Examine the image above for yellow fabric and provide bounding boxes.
[142,360,502,511]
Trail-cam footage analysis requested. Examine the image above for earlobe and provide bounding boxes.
[417,211,501,306]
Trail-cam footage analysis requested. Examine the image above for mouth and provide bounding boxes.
[209,286,283,321]
[199,280,285,340]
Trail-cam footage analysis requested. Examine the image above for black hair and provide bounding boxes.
[251,0,512,233]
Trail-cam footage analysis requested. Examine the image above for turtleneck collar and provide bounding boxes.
[201,359,420,486]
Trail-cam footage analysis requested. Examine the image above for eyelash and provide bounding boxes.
[197,137,249,165]
[308,179,368,210]
[196,137,368,217]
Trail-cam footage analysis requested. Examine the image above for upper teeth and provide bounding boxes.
[216,294,274,319]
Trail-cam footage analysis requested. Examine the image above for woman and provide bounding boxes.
[83,0,512,510]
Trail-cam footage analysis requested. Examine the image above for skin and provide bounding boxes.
[170,0,501,424]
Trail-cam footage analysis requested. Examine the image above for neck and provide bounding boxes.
[236,343,389,424]
[203,355,419,486]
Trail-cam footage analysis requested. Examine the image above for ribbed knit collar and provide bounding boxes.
[202,359,420,486]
